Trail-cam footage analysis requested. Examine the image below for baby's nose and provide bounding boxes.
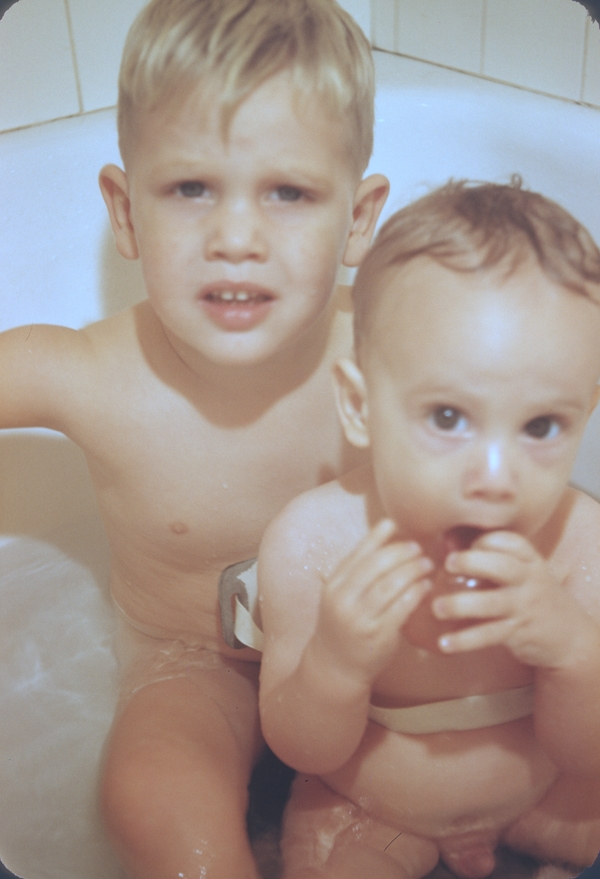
[463,440,518,501]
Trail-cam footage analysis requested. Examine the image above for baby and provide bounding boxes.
[0,0,389,876]
[258,179,600,879]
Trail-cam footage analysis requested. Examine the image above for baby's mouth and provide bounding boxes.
[442,526,492,591]
[444,525,488,555]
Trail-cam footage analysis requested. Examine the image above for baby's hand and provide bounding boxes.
[432,531,587,667]
[313,519,432,684]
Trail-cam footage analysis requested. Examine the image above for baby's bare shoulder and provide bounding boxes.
[263,466,370,549]
[259,466,372,596]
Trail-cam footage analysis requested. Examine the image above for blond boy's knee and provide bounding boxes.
[101,735,253,876]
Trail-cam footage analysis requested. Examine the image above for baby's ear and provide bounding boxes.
[343,174,389,268]
[589,384,600,414]
[333,358,370,448]
[98,164,139,261]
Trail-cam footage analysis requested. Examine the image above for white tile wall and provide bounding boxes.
[484,0,587,101]
[67,0,148,113]
[371,0,396,51]
[583,15,600,105]
[395,0,484,75]
[1,0,599,135]
[372,0,600,108]
[338,0,371,40]
[0,0,80,131]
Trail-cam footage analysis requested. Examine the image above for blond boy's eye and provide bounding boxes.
[524,416,560,439]
[274,185,302,202]
[431,406,466,431]
[178,181,207,198]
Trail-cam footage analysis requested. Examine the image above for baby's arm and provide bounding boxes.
[431,494,600,774]
[259,509,432,775]
[0,324,91,432]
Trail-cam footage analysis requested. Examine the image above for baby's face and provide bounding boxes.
[121,71,361,368]
[360,256,600,562]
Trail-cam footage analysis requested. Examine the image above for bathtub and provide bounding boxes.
[1,49,600,879]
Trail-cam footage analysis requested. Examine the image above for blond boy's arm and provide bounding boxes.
[0,324,90,432]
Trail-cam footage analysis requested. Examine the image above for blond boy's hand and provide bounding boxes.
[312,519,433,685]
[431,531,594,667]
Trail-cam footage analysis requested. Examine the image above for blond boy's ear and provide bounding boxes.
[590,385,600,414]
[333,358,370,448]
[343,174,389,268]
[98,164,139,261]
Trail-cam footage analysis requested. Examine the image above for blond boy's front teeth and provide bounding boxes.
[213,290,251,302]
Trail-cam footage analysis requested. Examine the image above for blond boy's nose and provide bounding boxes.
[463,441,518,501]
[205,202,267,263]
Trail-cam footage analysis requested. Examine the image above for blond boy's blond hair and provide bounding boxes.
[118,0,374,174]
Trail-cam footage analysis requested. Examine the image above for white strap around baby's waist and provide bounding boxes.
[219,561,535,735]
[368,685,535,735]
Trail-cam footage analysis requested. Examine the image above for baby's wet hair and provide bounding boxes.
[353,177,600,352]
[117,0,374,175]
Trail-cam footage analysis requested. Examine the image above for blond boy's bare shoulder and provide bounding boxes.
[0,304,144,431]
[81,301,143,353]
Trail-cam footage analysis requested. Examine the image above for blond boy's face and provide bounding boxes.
[348,257,600,562]
[116,72,370,367]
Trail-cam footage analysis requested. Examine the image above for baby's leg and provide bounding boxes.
[280,774,439,879]
[502,773,600,872]
[101,659,263,879]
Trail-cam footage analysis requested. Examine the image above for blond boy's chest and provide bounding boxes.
[80,371,356,639]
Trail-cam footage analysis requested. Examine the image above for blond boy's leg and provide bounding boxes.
[101,661,263,879]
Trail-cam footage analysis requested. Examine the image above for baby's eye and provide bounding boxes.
[177,181,207,198]
[524,416,561,440]
[272,185,303,202]
[430,406,467,432]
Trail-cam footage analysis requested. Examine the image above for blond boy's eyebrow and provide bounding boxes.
[148,159,333,189]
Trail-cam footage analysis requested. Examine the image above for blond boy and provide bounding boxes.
[258,180,600,879]
[0,0,389,876]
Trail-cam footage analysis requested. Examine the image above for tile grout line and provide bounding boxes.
[479,0,487,77]
[63,0,84,115]
[580,16,590,105]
